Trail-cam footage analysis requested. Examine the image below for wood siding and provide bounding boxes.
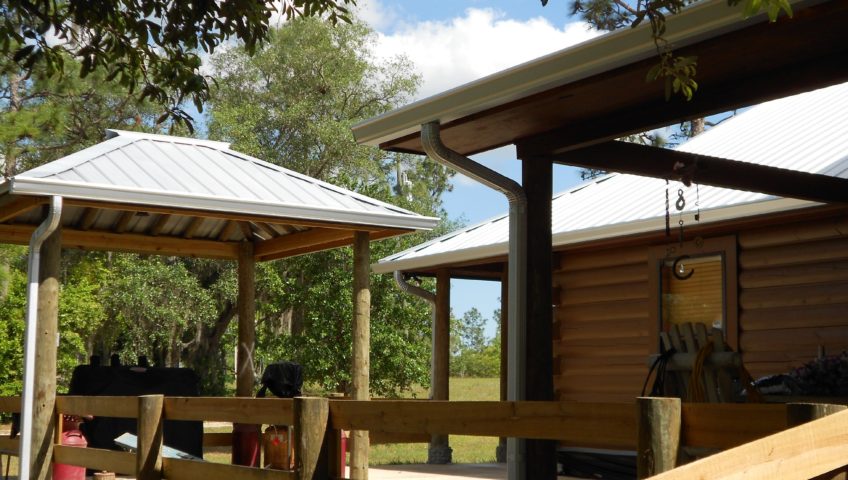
[738,215,848,379]
[552,211,848,402]
[554,246,651,403]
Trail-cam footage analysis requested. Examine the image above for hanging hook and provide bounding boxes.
[672,254,694,280]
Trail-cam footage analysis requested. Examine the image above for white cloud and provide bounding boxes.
[369,8,601,100]
[355,0,400,32]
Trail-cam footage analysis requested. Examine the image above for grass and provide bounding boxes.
[369,377,500,465]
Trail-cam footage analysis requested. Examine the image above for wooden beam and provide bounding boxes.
[517,48,848,158]
[137,395,164,480]
[77,207,99,231]
[349,231,370,480]
[236,242,256,397]
[163,397,293,425]
[430,269,451,463]
[237,222,254,241]
[53,446,136,475]
[529,141,848,204]
[63,198,386,232]
[31,226,61,480]
[114,211,134,233]
[254,228,354,262]
[0,224,239,260]
[254,222,279,239]
[217,221,238,242]
[294,397,330,480]
[183,217,204,239]
[148,214,171,236]
[0,195,47,223]
[522,156,556,479]
[637,397,682,479]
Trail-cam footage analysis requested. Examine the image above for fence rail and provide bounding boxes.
[1,394,842,479]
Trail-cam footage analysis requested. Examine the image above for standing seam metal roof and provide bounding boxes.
[373,81,848,273]
[5,130,438,231]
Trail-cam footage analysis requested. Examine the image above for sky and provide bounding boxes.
[351,0,602,336]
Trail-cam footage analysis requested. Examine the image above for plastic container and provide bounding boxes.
[263,425,294,470]
[52,430,87,480]
[232,423,261,467]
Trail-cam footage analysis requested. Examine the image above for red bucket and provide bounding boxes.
[232,423,261,467]
[53,430,87,480]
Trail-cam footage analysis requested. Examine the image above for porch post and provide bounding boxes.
[350,231,371,479]
[497,268,508,463]
[236,241,256,397]
[522,158,555,479]
[428,269,452,464]
[31,226,61,480]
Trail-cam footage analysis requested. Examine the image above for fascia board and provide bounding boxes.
[9,177,440,231]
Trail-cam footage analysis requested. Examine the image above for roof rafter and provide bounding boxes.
[529,141,848,204]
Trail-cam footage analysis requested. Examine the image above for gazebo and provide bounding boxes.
[0,129,438,478]
[352,0,848,478]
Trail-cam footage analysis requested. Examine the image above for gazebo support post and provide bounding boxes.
[31,226,62,480]
[428,269,452,464]
[232,241,258,467]
[496,270,508,463]
[522,158,556,479]
[350,231,371,479]
[236,241,256,397]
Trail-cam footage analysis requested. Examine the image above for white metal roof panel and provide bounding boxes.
[6,130,438,231]
[374,81,848,273]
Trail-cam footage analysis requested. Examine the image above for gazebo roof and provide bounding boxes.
[0,130,438,261]
[373,82,848,275]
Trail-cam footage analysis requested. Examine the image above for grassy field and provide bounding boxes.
[370,377,500,465]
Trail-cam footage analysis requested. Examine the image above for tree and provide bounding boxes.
[1,0,356,128]
[546,0,793,101]
[450,308,500,378]
[207,17,454,397]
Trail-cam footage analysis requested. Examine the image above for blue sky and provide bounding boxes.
[355,0,597,336]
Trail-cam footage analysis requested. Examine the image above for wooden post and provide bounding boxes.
[350,232,370,479]
[428,269,452,464]
[497,269,508,463]
[522,158,556,479]
[787,403,848,480]
[236,241,256,397]
[137,394,164,480]
[30,227,61,480]
[294,397,330,480]
[637,396,682,479]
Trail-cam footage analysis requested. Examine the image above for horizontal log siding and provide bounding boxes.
[738,214,848,378]
[554,246,650,403]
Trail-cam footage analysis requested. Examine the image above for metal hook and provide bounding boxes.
[672,254,694,280]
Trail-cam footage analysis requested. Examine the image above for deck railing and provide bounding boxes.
[0,395,842,479]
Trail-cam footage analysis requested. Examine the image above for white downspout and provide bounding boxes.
[393,271,437,382]
[19,195,62,480]
[420,122,527,480]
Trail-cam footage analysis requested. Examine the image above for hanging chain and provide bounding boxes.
[665,180,671,237]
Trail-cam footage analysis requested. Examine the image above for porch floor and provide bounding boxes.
[368,463,577,479]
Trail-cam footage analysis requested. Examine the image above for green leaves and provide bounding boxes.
[1,0,358,130]
[730,0,793,21]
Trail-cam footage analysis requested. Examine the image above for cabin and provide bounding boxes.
[372,81,848,404]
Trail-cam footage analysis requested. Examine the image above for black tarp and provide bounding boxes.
[257,361,303,399]
[68,365,203,458]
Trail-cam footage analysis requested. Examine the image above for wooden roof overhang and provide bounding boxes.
[354,0,848,198]
[0,194,412,262]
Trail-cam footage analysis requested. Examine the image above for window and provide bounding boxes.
[648,236,738,351]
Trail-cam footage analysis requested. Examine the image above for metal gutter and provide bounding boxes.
[371,196,816,274]
[420,121,528,480]
[352,0,821,148]
[19,195,62,480]
[9,177,440,232]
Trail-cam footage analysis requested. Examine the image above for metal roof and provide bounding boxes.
[0,130,438,260]
[351,0,839,155]
[373,81,848,274]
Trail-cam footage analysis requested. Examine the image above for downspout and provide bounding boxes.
[393,271,437,387]
[420,122,527,480]
[19,195,62,480]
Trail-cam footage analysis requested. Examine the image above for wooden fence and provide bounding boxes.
[0,395,845,479]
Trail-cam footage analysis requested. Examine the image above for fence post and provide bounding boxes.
[137,395,164,480]
[787,403,848,480]
[637,397,681,479]
[295,397,330,480]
